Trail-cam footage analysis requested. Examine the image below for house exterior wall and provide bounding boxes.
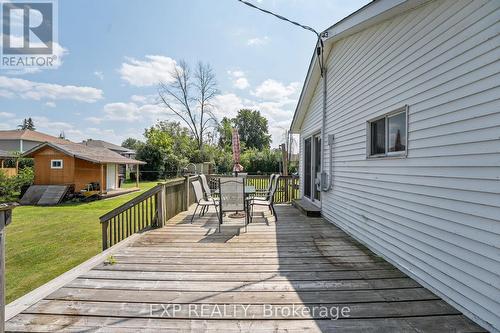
[74,158,106,192]
[33,147,75,186]
[21,140,43,152]
[298,0,500,330]
[0,140,21,152]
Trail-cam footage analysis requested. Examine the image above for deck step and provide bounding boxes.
[292,198,321,217]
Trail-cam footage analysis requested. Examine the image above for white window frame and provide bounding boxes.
[367,105,408,159]
[50,159,63,169]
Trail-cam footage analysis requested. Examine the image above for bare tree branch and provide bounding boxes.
[158,60,219,149]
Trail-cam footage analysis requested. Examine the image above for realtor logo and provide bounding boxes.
[1,0,58,69]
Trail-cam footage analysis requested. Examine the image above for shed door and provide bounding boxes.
[106,163,116,190]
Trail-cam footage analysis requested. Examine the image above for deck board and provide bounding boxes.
[5,205,485,332]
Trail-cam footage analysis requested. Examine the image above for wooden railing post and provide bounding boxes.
[184,176,190,211]
[1,203,16,333]
[101,220,109,251]
[156,183,165,227]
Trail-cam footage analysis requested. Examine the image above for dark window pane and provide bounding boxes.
[388,112,406,152]
[370,118,385,155]
[304,138,311,198]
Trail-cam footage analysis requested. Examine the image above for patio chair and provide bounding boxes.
[248,175,280,223]
[218,177,248,233]
[255,174,276,197]
[199,174,215,216]
[190,180,219,224]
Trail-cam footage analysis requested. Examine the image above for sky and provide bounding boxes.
[0,0,369,147]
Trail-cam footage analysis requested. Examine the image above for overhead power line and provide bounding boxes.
[237,0,326,76]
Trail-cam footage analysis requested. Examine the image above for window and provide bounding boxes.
[51,159,63,169]
[368,106,407,157]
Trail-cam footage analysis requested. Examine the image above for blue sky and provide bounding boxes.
[0,0,369,146]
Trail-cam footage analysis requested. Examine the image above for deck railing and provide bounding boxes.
[100,174,299,250]
[208,175,300,203]
[1,203,16,332]
[99,177,193,250]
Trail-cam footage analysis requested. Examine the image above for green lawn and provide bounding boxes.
[5,181,159,303]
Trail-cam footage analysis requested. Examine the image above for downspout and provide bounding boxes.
[319,39,332,192]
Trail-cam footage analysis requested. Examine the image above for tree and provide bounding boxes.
[18,117,35,130]
[233,109,271,150]
[158,60,219,150]
[121,138,143,151]
[58,131,65,139]
[217,117,233,149]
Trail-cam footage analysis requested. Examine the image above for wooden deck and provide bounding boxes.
[6,205,484,332]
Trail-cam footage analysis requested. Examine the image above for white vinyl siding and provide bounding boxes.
[298,0,500,331]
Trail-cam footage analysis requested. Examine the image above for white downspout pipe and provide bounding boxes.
[321,53,332,192]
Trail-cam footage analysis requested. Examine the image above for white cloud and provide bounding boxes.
[94,71,104,80]
[247,36,269,46]
[119,55,178,87]
[251,79,300,101]
[213,91,297,146]
[0,76,103,102]
[45,101,56,107]
[88,98,165,124]
[0,112,15,118]
[130,94,157,104]
[228,70,250,90]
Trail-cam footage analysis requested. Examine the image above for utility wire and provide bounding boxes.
[237,0,320,38]
[237,0,326,76]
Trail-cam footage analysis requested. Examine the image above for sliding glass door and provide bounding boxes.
[304,138,312,198]
[303,134,321,204]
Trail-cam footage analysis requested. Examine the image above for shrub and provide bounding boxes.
[0,167,34,203]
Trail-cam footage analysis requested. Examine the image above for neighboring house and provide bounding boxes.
[290,0,499,331]
[81,139,137,177]
[0,129,68,153]
[81,139,136,158]
[23,142,145,193]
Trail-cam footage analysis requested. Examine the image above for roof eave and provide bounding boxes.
[290,0,430,133]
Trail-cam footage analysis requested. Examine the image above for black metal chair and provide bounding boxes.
[248,175,280,223]
[218,177,248,233]
[190,180,219,224]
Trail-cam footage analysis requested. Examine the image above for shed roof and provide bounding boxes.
[0,130,68,144]
[23,142,146,165]
[0,149,16,159]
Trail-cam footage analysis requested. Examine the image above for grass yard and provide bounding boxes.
[5,181,159,303]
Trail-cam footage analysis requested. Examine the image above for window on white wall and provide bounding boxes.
[368,106,408,157]
[51,159,63,169]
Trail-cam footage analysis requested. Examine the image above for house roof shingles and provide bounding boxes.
[81,139,135,154]
[0,149,16,159]
[23,142,145,165]
[0,130,68,144]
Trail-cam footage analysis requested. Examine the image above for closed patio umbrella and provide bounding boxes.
[232,127,244,173]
